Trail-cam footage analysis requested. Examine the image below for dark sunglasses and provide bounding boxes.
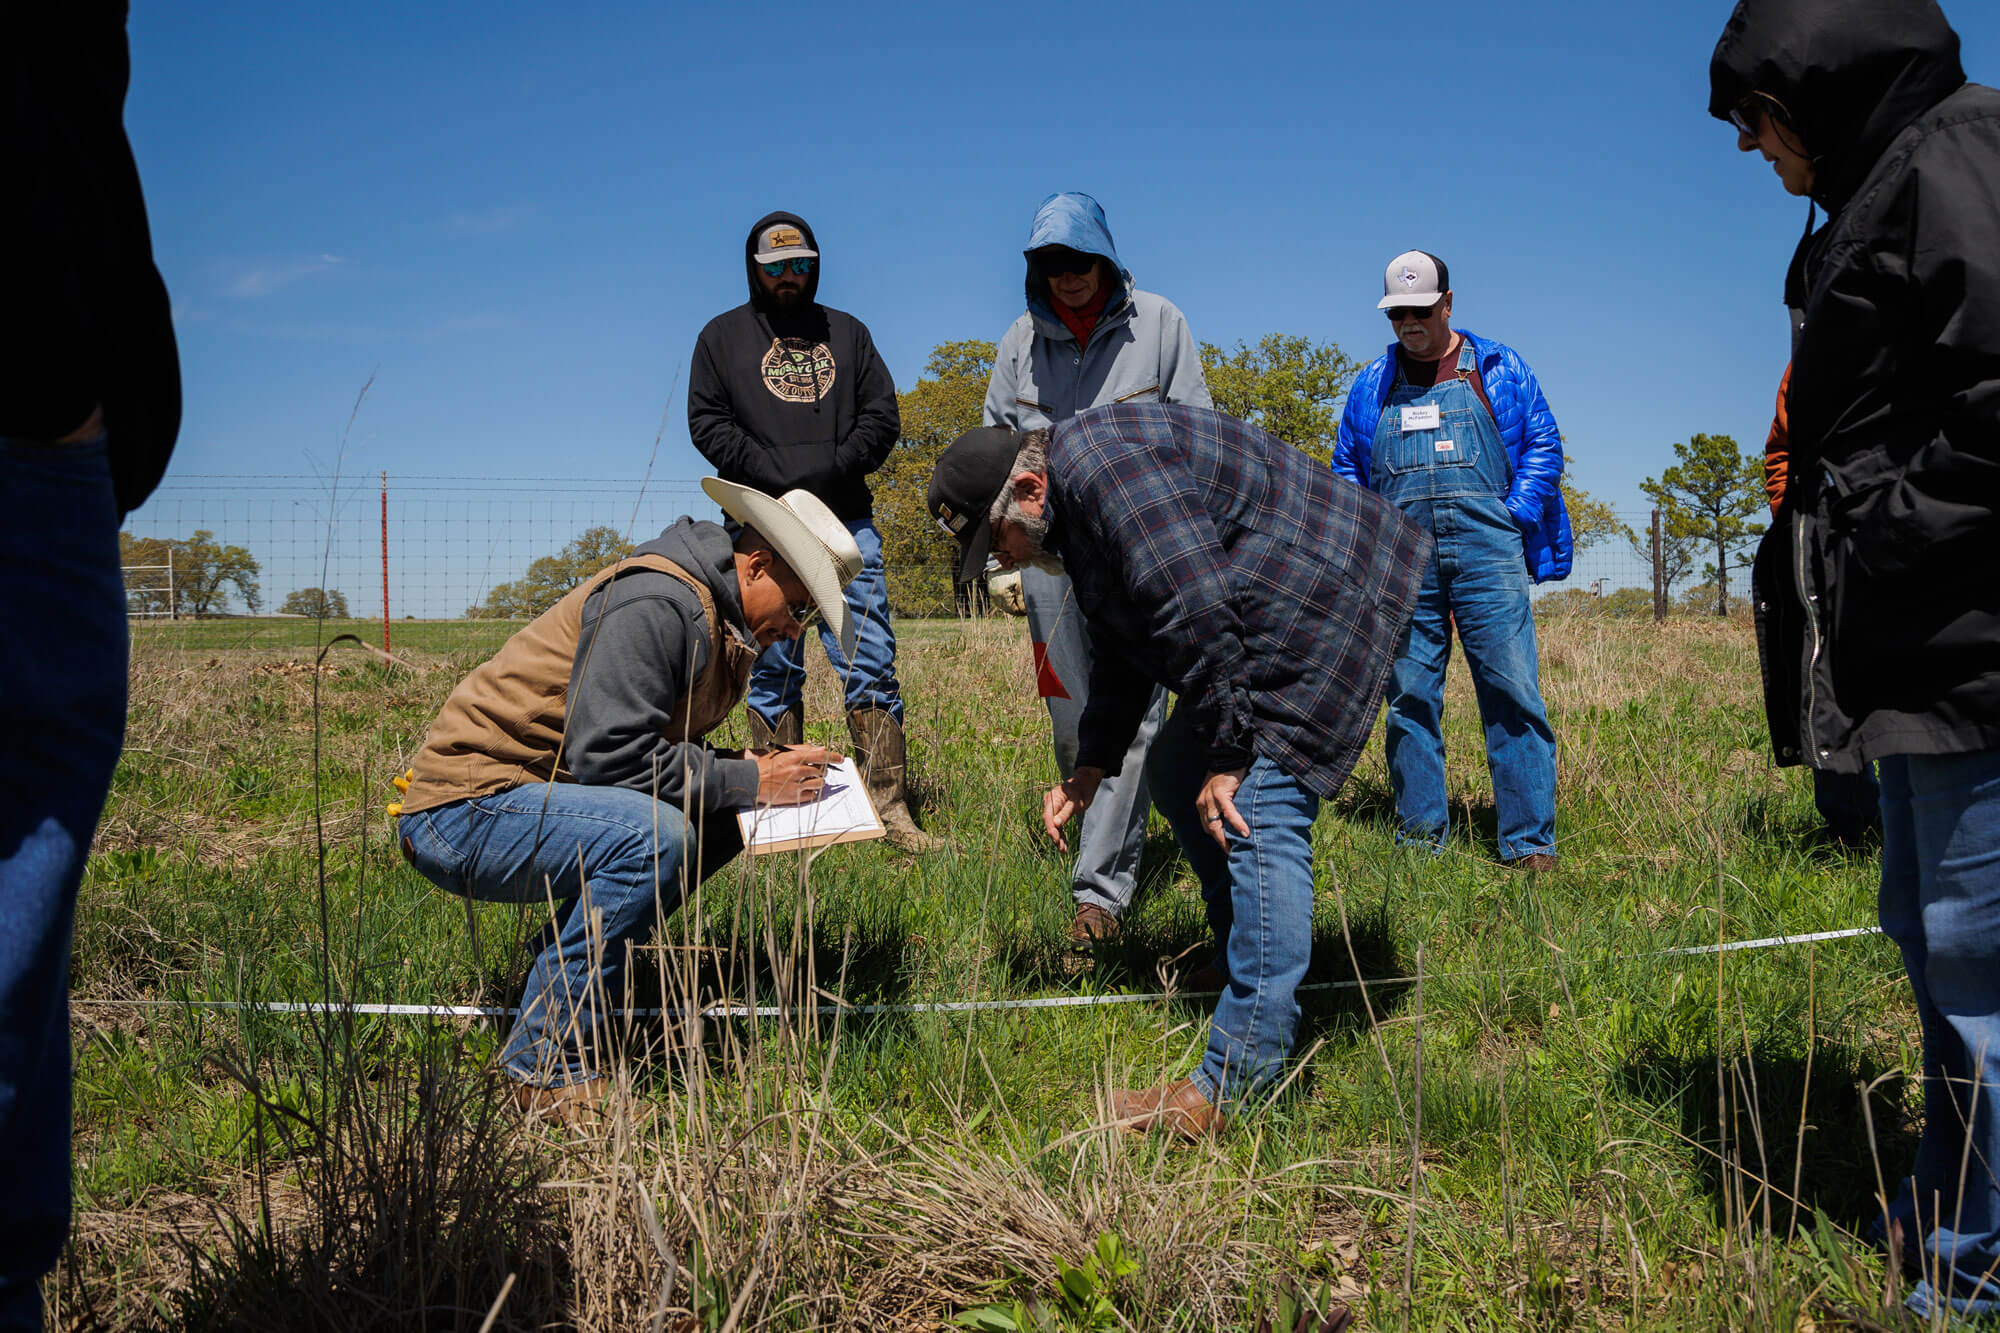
[1384,303,1440,322]
[790,599,818,629]
[1729,91,1793,138]
[1034,249,1099,278]
[761,257,815,277]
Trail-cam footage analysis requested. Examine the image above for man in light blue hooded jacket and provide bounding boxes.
[983,192,1212,952]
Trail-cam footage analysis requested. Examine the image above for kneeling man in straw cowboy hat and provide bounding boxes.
[929,404,1430,1138]
[394,480,860,1117]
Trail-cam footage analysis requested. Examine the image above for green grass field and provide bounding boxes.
[59,610,1930,1331]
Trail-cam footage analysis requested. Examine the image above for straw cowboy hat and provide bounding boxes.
[700,478,864,658]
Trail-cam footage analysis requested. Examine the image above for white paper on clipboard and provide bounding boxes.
[734,757,886,854]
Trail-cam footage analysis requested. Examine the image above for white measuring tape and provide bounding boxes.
[72,925,1884,1022]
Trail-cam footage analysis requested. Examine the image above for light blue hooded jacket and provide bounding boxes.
[983,192,1210,431]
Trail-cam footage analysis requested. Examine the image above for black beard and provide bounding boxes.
[770,285,804,307]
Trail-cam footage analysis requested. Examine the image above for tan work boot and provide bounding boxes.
[1070,903,1120,946]
[1107,1077,1225,1142]
[846,707,947,853]
[512,1076,608,1129]
[746,705,802,750]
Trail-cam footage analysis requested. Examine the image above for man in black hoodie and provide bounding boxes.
[1712,0,2000,1315]
[687,212,941,851]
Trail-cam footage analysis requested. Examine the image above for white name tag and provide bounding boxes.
[1400,404,1441,432]
[1434,439,1455,452]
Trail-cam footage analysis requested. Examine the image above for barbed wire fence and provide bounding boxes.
[120,475,1707,647]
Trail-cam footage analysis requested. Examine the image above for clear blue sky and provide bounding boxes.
[128,0,2000,529]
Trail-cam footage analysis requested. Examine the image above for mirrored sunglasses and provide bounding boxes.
[761,257,815,277]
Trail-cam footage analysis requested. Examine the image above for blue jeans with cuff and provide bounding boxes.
[0,432,128,1330]
[1144,703,1318,1107]
[748,517,902,723]
[1874,749,2000,1320]
[399,782,740,1087]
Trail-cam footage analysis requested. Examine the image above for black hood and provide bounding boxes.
[743,210,821,312]
[1709,0,1966,211]
[633,517,749,636]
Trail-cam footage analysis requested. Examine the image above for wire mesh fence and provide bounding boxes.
[120,475,1682,647]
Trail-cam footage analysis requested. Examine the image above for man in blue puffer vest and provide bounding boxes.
[1333,251,1572,869]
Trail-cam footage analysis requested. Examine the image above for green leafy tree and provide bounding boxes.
[1560,467,1631,555]
[467,525,634,619]
[1639,433,1766,617]
[118,531,176,616]
[875,339,996,615]
[1625,519,1700,604]
[1199,333,1359,463]
[120,529,261,616]
[280,587,350,618]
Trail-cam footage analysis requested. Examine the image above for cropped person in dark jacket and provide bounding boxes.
[1712,0,2000,1315]
[688,212,941,850]
[1760,362,1879,844]
[0,5,180,1326]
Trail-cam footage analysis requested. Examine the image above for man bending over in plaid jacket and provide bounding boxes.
[928,404,1430,1138]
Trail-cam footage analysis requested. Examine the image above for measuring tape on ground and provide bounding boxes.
[72,925,1885,1022]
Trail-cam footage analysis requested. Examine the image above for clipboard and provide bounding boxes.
[734,757,886,855]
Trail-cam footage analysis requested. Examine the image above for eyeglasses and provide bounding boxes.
[1729,91,1793,138]
[1034,249,1098,278]
[760,257,815,277]
[790,599,818,629]
[1384,303,1440,322]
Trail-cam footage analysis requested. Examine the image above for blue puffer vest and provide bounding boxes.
[1333,329,1573,584]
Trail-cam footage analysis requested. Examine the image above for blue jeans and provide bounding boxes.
[0,433,128,1329]
[1023,562,1166,916]
[398,783,741,1086]
[748,518,902,723]
[1145,703,1319,1106]
[1875,749,2000,1319]
[1382,496,1558,860]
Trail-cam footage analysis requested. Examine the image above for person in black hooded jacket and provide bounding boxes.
[2,7,180,1325]
[687,212,942,851]
[1711,0,2000,1314]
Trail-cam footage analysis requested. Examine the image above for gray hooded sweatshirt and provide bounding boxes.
[565,518,761,811]
[983,192,1210,431]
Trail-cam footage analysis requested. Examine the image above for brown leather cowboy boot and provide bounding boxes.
[512,1077,608,1130]
[1107,1077,1225,1142]
[746,705,802,750]
[846,707,947,853]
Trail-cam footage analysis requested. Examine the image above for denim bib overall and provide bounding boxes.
[1370,340,1557,860]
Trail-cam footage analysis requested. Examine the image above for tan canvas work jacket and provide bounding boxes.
[398,553,756,816]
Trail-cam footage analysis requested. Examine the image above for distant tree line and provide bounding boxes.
[465,526,634,619]
[119,530,262,616]
[280,587,350,618]
[462,334,1659,622]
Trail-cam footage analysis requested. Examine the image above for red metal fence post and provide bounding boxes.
[380,471,391,653]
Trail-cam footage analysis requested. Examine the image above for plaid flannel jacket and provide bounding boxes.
[1046,403,1431,799]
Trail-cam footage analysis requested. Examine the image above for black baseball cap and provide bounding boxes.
[928,426,1022,585]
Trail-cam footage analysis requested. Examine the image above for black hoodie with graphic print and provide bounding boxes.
[1710,0,2000,771]
[686,212,900,521]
